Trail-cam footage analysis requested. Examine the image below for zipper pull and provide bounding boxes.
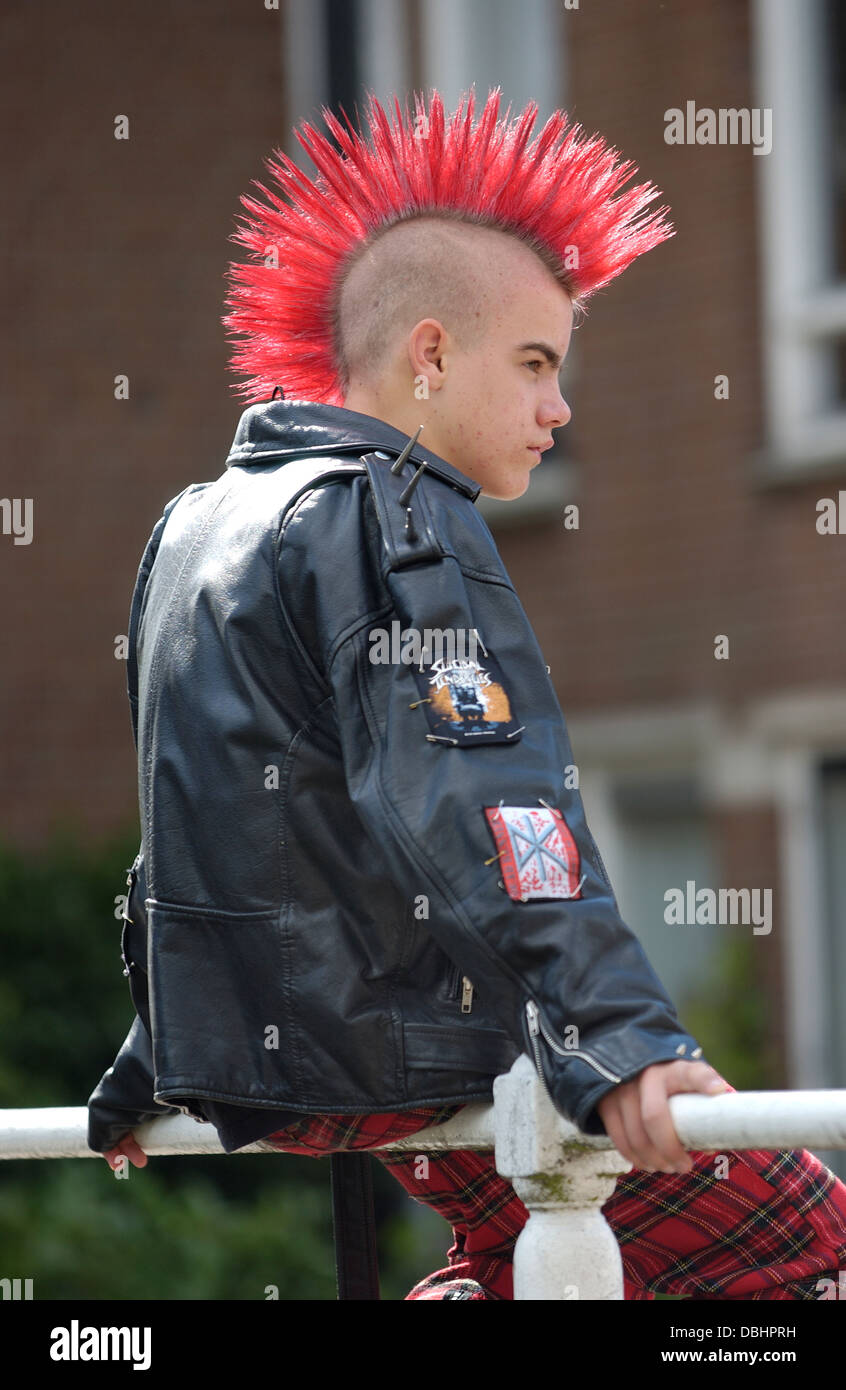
[526,999,539,1035]
[460,976,474,1013]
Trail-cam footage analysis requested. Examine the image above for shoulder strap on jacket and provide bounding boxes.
[273,446,447,571]
[360,450,444,570]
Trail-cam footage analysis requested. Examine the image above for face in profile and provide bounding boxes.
[342,226,574,500]
[426,267,574,500]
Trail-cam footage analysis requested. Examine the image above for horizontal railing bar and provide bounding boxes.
[1,1090,845,1161]
[0,1105,495,1160]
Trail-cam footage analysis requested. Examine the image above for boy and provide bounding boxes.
[88,88,846,1299]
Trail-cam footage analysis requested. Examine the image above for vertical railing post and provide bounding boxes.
[493,1054,631,1299]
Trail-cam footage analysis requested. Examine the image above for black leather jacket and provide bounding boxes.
[87,399,707,1155]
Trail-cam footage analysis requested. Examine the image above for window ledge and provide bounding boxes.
[747,426,846,490]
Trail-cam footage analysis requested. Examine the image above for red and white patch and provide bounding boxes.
[484,804,583,902]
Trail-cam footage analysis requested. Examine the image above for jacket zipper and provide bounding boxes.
[524,1001,556,1104]
[448,965,474,1013]
[525,999,623,1085]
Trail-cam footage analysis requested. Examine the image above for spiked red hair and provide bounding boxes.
[222,86,674,405]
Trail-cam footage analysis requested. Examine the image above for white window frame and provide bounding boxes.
[751,0,846,480]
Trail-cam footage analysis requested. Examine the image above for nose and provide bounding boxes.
[541,384,571,430]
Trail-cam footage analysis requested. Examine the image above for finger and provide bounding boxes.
[104,1137,146,1169]
[661,1061,732,1100]
[638,1067,696,1171]
[618,1079,688,1174]
[638,1062,731,1169]
[123,1135,148,1166]
[603,1082,677,1174]
[640,1062,732,1169]
[597,1092,639,1171]
[688,1063,732,1095]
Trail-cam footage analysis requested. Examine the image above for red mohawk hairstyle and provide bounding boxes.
[222,86,674,405]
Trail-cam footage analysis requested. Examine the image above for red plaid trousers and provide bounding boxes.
[260,1082,846,1301]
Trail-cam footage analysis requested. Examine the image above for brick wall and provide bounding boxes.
[0,0,287,847]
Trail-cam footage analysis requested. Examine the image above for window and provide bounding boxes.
[751,0,846,479]
[606,775,721,1018]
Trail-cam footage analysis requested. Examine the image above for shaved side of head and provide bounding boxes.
[334,214,578,396]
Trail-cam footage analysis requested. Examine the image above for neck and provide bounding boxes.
[343,389,448,463]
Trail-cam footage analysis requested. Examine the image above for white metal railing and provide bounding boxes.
[2,1053,846,1299]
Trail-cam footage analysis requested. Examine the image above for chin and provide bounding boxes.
[486,475,530,502]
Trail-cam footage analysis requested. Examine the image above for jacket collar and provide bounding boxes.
[225,399,482,502]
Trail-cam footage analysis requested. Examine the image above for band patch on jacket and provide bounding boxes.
[483,805,583,901]
[411,650,522,745]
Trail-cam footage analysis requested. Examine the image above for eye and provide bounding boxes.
[524,359,544,373]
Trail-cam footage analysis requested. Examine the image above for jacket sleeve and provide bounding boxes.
[87,1015,182,1154]
[276,470,710,1137]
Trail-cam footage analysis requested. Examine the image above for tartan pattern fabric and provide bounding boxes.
[260,1094,846,1301]
[604,1145,846,1300]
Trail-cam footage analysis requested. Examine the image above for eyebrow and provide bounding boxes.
[515,341,565,369]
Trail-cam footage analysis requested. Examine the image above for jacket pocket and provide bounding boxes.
[403,1022,519,1075]
[146,900,297,1103]
[445,961,476,1013]
[446,961,462,1000]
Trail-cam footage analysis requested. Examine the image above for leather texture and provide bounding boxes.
[87,399,707,1156]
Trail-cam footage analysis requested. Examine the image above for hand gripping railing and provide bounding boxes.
[2,1054,846,1299]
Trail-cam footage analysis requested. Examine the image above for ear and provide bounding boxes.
[407,318,449,391]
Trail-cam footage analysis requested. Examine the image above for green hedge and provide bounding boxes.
[0,824,447,1300]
